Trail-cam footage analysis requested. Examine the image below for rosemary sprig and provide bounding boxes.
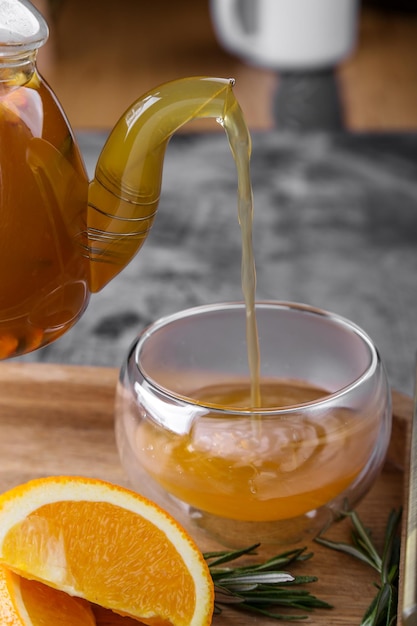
[204,543,333,621]
[315,508,402,626]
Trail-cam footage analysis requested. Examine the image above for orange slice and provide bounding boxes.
[0,476,214,626]
[0,563,96,626]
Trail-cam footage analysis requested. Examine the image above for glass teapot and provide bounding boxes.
[0,0,249,359]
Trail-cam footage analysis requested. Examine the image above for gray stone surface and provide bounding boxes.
[16,130,417,396]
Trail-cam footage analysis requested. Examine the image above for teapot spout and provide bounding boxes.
[87,76,240,292]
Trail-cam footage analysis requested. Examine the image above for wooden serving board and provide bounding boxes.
[0,362,412,625]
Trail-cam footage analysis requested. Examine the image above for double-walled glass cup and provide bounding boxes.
[115,302,391,547]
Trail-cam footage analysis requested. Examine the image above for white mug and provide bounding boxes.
[210,0,359,70]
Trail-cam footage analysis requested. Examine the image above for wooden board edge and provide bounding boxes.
[391,390,413,626]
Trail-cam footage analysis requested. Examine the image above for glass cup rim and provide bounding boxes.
[133,300,380,416]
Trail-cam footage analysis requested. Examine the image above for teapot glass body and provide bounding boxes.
[0,49,90,357]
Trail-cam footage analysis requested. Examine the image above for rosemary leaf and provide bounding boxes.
[314,535,379,570]
[204,543,260,567]
[212,586,245,604]
[215,572,295,585]
[380,508,402,585]
[348,510,383,572]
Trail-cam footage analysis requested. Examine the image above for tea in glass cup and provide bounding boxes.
[115,301,391,547]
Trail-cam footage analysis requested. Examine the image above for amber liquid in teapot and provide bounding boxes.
[0,71,90,358]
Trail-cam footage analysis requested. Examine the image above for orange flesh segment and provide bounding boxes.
[0,564,96,626]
